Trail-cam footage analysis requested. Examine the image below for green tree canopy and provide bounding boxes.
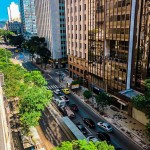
[83,90,92,99]
[0,47,53,133]
[132,79,150,140]
[53,140,114,150]
[95,92,112,112]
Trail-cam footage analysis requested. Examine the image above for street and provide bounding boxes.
[9,50,142,150]
[46,70,141,150]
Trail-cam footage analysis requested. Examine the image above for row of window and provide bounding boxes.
[68,14,86,22]
[67,4,86,13]
[70,65,84,74]
[68,24,86,31]
[68,34,86,40]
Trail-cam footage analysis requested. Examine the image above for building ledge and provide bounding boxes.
[119,89,141,99]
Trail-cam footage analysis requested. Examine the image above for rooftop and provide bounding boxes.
[119,89,141,99]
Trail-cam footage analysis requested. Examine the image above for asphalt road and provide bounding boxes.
[13,51,141,150]
[47,70,141,150]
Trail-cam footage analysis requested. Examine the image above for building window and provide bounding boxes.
[84,4,86,10]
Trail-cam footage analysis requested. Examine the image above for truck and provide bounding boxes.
[59,106,76,118]
[53,98,66,107]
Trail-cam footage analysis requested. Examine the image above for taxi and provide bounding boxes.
[62,88,70,94]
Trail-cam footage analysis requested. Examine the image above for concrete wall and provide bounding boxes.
[132,107,149,125]
[0,87,11,150]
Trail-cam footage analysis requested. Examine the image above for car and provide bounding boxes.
[69,104,78,111]
[76,123,87,134]
[60,95,69,103]
[87,136,99,143]
[62,88,70,94]
[53,89,61,95]
[53,98,66,107]
[97,131,111,142]
[83,118,95,128]
[60,106,75,118]
[97,122,113,132]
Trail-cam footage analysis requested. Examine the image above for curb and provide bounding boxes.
[71,91,148,150]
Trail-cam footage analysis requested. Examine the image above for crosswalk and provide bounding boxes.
[47,84,63,90]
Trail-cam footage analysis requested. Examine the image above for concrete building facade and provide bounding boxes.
[65,0,88,82]
[7,2,20,22]
[35,0,67,68]
[66,0,150,114]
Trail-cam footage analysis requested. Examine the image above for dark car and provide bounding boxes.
[83,118,95,128]
[97,131,111,142]
[76,123,87,134]
[69,104,78,112]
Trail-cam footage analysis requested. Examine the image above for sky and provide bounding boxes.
[0,0,19,21]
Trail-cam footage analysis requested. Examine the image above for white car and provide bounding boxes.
[97,122,113,132]
[53,89,61,95]
[53,98,66,107]
[87,136,99,143]
[60,95,69,103]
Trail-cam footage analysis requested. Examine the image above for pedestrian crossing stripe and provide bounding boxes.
[47,84,63,90]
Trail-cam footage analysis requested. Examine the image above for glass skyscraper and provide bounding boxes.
[20,0,37,38]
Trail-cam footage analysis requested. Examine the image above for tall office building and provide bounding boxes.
[20,0,37,39]
[35,0,67,67]
[65,0,88,82]
[7,2,20,22]
[66,0,150,113]
[88,0,150,94]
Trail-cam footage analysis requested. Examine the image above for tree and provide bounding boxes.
[0,48,12,63]
[53,140,114,150]
[38,47,51,69]
[9,35,24,47]
[83,90,92,100]
[132,79,150,140]
[19,86,52,129]
[95,92,112,112]
[0,48,53,133]
[26,36,40,61]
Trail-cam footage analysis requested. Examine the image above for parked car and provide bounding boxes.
[62,88,70,94]
[53,89,61,95]
[83,118,95,128]
[60,106,75,118]
[76,123,87,134]
[97,122,113,132]
[60,95,69,103]
[87,136,99,143]
[97,131,111,142]
[69,104,78,112]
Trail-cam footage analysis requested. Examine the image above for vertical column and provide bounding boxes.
[126,0,137,90]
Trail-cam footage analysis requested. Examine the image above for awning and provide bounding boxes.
[49,59,53,63]
[61,60,68,63]
[117,100,128,106]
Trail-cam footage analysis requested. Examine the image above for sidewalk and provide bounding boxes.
[57,75,150,150]
[32,62,150,149]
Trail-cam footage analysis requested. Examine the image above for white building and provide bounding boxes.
[7,2,20,22]
[35,0,67,68]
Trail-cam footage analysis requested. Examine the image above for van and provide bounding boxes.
[53,98,66,107]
